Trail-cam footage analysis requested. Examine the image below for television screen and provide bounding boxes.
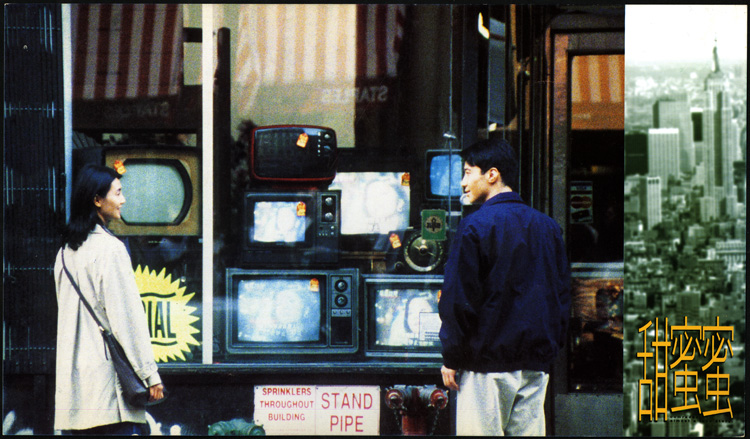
[225,268,358,356]
[329,172,410,235]
[236,277,323,343]
[364,274,443,357]
[428,151,463,198]
[73,145,201,236]
[118,160,190,224]
[240,190,340,266]
[251,201,308,244]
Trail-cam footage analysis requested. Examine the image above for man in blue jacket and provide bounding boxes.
[439,138,571,436]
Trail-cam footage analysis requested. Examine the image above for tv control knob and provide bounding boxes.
[334,294,348,308]
[321,144,334,156]
[334,279,348,292]
[324,196,334,206]
[324,212,335,222]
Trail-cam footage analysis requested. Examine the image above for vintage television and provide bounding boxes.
[73,145,201,236]
[239,190,340,266]
[225,268,358,357]
[425,149,463,204]
[363,274,443,359]
[329,172,411,251]
[249,125,338,186]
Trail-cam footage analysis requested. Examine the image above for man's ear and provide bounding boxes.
[93,195,102,208]
[487,167,501,184]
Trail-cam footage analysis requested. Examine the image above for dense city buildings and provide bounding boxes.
[624,40,746,436]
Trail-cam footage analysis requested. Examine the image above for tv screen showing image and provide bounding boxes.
[364,274,443,358]
[236,277,323,343]
[373,288,440,347]
[240,191,340,266]
[251,201,308,244]
[225,268,358,357]
[427,151,463,199]
[329,172,410,235]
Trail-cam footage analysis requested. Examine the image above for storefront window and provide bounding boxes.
[567,54,625,392]
[211,4,453,364]
[70,4,205,364]
[66,4,454,366]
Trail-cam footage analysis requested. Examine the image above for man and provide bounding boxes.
[439,138,571,436]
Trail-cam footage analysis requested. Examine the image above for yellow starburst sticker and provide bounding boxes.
[134,265,201,362]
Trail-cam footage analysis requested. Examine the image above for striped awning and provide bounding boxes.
[71,4,183,101]
[571,54,624,130]
[234,4,406,86]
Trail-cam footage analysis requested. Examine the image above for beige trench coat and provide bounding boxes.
[53,224,161,430]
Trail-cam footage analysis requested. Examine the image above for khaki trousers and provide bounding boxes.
[456,370,549,436]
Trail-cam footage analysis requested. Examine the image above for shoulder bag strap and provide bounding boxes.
[60,248,109,339]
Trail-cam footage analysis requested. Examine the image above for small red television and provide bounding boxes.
[249,125,338,186]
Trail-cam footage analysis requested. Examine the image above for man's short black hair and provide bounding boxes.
[460,138,519,191]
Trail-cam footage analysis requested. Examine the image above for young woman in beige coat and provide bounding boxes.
[54,164,165,434]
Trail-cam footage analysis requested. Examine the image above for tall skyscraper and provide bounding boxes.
[648,128,680,186]
[702,40,739,217]
[698,197,717,222]
[639,175,662,230]
[653,97,695,174]
[691,108,705,164]
[625,132,648,176]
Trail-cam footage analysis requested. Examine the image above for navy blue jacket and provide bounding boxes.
[439,192,571,373]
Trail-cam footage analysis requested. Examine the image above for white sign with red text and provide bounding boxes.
[254,385,380,436]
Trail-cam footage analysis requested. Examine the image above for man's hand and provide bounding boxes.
[441,365,459,391]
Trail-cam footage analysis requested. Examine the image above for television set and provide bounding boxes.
[329,172,411,251]
[363,274,443,359]
[249,125,338,186]
[425,149,463,204]
[73,145,201,236]
[239,190,340,266]
[225,268,358,356]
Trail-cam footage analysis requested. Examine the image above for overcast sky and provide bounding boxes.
[625,5,747,64]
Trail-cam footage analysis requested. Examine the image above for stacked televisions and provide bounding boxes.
[356,151,461,359]
[226,125,360,359]
[357,151,460,359]
[74,134,460,363]
[224,125,457,363]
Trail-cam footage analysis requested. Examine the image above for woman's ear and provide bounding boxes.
[93,195,102,208]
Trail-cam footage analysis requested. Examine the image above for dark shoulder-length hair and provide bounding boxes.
[63,164,121,250]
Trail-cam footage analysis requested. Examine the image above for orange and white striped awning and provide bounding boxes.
[571,54,624,130]
[71,4,183,101]
[234,4,406,86]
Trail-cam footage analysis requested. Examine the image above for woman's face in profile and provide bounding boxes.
[95,178,126,223]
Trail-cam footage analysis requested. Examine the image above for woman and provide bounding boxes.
[54,164,164,435]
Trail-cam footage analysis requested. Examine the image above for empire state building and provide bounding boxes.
[702,40,741,218]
